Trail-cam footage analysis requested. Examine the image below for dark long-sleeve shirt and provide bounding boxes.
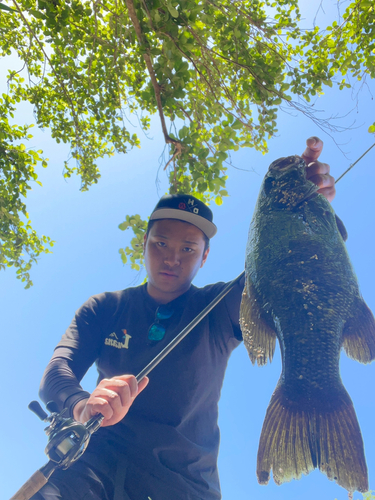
[40,280,243,499]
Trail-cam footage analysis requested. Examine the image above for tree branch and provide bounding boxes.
[124,0,182,156]
[11,0,85,162]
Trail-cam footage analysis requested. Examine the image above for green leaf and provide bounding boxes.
[119,249,128,264]
[118,222,129,231]
[29,9,46,19]
[0,2,16,12]
[166,2,179,18]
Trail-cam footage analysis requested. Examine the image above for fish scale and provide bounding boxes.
[240,155,375,493]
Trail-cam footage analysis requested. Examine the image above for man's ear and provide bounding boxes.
[200,247,210,268]
[143,233,147,253]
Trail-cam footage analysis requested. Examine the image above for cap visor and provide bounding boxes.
[150,208,217,238]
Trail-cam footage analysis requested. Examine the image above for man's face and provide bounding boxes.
[143,219,209,303]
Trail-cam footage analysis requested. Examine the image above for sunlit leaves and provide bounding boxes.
[118,214,147,270]
[0,90,53,288]
[1,0,375,281]
[362,491,375,500]
[298,0,375,89]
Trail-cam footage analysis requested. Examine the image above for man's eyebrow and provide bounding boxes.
[153,233,169,240]
[183,240,199,245]
[152,234,199,245]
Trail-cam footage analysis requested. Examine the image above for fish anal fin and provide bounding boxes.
[240,281,276,366]
[342,298,375,364]
[257,386,369,493]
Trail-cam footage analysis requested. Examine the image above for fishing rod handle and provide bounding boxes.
[9,470,48,500]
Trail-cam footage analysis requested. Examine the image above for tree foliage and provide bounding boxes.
[298,0,375,129]
[0,76,53,287]
[0,0,374,284]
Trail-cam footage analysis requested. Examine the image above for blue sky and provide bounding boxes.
[2,3,375,500]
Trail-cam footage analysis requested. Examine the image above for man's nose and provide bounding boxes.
[164,250,180,266]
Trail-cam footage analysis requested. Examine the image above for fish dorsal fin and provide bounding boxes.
[342,297,375,363]
[240,280,277,366]
[335,214,348,241]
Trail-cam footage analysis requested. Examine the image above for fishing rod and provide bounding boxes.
[335,141,375,184]
[9,271,244,500]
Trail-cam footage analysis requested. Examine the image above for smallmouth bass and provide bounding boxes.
[240,155,375,493]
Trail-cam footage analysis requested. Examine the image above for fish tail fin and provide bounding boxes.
[240,282,276,366]
[257,385,368,493]
[342,297,375,363]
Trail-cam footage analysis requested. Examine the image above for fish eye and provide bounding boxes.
[287,169,300,180]
[264,176,275,195]
[277,158,293,169]
[269,156,295,171]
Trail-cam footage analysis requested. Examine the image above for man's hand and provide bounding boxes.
[73,375,149,427]
[302,136,336,203]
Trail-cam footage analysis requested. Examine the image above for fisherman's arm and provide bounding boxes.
[40,349,148,427]
[39,295,148,427]
[39,349,92,416]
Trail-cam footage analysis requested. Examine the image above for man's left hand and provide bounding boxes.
[302,136,336,203]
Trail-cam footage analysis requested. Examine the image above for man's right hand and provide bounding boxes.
[73,375,149,427]
[301,136,336,203]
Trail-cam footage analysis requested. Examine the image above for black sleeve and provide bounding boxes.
[39,295,108,416]
[39,349,92,417]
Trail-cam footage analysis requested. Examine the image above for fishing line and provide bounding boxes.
[335,141,375,184]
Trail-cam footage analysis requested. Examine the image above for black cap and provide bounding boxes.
[150,194,217,238]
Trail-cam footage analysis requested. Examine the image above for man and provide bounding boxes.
[31,138,335,500]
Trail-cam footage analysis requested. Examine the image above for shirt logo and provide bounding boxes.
[105,329,132,349]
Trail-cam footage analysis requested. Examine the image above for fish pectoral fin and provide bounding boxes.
[342,297,375,363]
[257,385,369,493]
[335,214,348,241]
[239,281,276,366]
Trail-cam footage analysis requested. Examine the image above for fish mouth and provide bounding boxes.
[264,155,318,206]
[268,155,306,173]
[265,155,307,188]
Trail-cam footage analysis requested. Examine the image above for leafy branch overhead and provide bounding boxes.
[118,214,147,271]
[0,0,374,285]
[0,84,53,288]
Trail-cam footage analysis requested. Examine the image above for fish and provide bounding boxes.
[239,155,375,493]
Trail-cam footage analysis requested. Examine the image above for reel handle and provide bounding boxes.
[28,401,48,421]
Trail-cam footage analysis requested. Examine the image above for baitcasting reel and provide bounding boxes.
[28,400,104,469]
[9,402,103,500]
